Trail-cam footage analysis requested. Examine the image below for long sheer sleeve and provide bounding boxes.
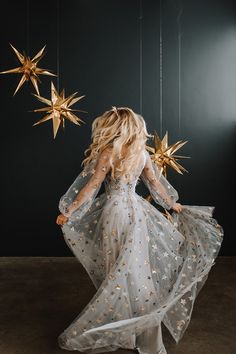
[59,149,112,219]
[141,149,179,210]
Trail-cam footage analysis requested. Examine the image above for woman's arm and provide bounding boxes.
[65,149,112,217]
[141,150,181,211]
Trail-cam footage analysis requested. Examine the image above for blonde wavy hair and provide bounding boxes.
[82,106,153,180]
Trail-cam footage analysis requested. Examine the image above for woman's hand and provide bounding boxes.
[56,213,69,225]
[172,202,183,213]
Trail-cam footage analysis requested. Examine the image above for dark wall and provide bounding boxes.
[0,0,235,256]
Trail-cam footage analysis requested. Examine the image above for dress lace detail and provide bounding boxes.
[57,148,224,354]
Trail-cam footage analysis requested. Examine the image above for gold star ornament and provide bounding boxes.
[33,82,86,138]
[0,44,55,95]
[146,130,190,177]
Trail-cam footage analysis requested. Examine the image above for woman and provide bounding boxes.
[56,107,223,354]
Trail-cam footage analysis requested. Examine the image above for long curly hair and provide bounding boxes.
[81,106,153,180]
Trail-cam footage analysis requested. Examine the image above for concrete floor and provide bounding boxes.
[0,257,235,354]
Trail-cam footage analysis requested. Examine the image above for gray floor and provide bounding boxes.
[0,257,235,354]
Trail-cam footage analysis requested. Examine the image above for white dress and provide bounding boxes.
[57,148,224,354]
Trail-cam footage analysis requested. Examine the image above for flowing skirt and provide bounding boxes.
[57,192,224,354]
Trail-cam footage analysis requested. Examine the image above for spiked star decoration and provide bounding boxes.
[33,82,86,138]
[146,131,190,177]
[0,44,55,95]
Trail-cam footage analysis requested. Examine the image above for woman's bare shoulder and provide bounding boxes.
[102,146,113,153]
[99,147,113,160]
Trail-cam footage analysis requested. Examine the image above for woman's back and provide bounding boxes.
[104,146,146,187]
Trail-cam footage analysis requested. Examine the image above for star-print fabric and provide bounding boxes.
[57,148,224,354]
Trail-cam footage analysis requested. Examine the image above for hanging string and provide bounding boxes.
[26,0,30,54]
[56,0,60,91]
[159,0,163,138]
[177,6,183,140]
[139,0,143,116]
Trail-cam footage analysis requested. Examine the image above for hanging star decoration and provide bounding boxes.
[145,130,190,222]
[0,44,55,95]
[146,130,189,177]
[32,81,86,138]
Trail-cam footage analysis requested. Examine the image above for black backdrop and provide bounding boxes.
[0,0,235,256]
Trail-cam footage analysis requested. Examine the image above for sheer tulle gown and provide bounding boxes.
[57,148,224,354]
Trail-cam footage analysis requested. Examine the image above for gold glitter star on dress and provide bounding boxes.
[33,81,86,138]
[146,131,189,177]
[0,44,55,95]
